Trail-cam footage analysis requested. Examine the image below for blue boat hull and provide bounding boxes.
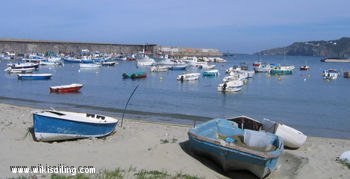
[188,119,283,178]
[18,75,52,80]
[33,113,118,141]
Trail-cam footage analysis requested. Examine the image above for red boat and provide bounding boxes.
[50,83,83,93]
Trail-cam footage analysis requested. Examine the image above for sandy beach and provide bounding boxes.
[0,103,349,178]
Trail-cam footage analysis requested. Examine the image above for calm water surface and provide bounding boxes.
[1,55,349,139]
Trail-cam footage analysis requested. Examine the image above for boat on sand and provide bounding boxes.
[33,109,118,142]
[188,118,283,178]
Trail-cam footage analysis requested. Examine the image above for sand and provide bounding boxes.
[0,103,349,178]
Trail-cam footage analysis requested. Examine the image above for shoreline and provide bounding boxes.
[1,103,350,178]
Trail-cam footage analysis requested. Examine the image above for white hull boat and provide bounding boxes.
[228,116,307,149]
[177,73,200,81]
[218,80,244,92]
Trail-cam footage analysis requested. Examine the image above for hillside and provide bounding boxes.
[255,37,350,57]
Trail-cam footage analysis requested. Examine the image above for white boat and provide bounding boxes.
[182,56,207,67]
[158,58,186,66]
[5,67,35,73]
[200,63,216,69]
[228,116,307,149]
[254,64,272,73]
[177,73,200,81]
[136,55,155,66]
[217,80,244,92]
[80,63,101,68]
[150,65,169,72]
[322,69,339,80]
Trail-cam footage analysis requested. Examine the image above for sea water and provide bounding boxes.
[1,55,349,139]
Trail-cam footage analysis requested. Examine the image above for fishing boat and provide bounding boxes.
[299,65,310,71]
[322,69,339,80]
[217,80,244,92]
[18,73,52,80]
[101,61,117,66]
[7,62,39,69]
[150,65,169,72]
[169,64,187,70]
[199,63,216,69]
[122,71,147,79]
[177,73,200,81]
[254,64,272,73]
[270,65,294,75]
[33,110,118,142]
[228,116,307,149]
[4,67,35,74]
[63,57,82,63]
[80,63,101,68]
[50,83,83,93]
[253,61,262,67]
[136,55,155,66]
[188,118,283,178]
[202,69,219,77]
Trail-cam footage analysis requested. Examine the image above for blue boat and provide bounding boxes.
[33,110,119,141]
[188,118,283,178]
[122,71,147,79]
[18,73,52,80]
[63,57,82,63]
[202,69,219,77]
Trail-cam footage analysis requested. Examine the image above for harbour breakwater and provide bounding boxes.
[0,39,222,57]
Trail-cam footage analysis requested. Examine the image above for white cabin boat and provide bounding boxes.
[80,63,101,68]
[150,65,169,72]
[177,73,200,81]
[217,80,244,92]
[136,55,155,66]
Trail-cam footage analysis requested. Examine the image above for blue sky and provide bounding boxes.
[1,0,349,53]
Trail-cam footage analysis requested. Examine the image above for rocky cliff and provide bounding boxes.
[255,37,350,57]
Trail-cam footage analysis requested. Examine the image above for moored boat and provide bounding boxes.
[177,73,200,81]
[228,116,307,149]
[322,69,339,80]
[80,63,101,68]
[270,65,294,75]
[5,67,35,74]
[18,73,52,80]
[101,61,117,66]
[218,80,244,92]
[202,69,219,76]
[150,65,169,72]
[188,118,283,178]
[122,71,147,79]
[169,64,187,70]
[344,71,350,78]
[7,62,39,69]
[33,110,118,141]
[299,65,310,71]
[50,83,83,93]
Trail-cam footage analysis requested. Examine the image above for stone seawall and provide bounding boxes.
[0,39,156,54]
[0,39,222,57]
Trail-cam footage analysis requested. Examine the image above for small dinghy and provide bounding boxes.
[18,73,52,80]
[50,83,83,93]
[33,110,119,142]
[122,71,147,79]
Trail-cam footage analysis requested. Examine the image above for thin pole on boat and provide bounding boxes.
[120,84,139,127]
